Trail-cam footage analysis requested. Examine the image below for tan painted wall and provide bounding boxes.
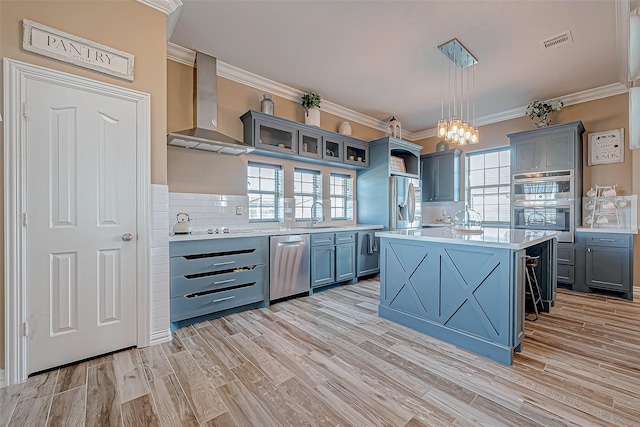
[0,0,167,370]
[414,93,639,282]
[167,59,386,195]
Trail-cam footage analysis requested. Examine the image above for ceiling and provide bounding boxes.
[169,0,629,137]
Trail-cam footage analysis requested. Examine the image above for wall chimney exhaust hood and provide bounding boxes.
[167,52,254,155]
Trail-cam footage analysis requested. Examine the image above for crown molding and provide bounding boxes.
[166,43,629,143]
[137,0,182,15]
[166,43,401,137]
[167,42,195,67]
[562,82,629,105]
[412,82,630,141]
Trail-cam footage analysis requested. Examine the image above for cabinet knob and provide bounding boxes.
[587,248,591,252]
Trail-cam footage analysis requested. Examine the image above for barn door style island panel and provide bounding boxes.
[375,228,559,365]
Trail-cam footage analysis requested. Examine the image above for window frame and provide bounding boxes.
[247,161,284,223]
[293,168,322,222]
[465,146,511,227]
[329,173,353,221]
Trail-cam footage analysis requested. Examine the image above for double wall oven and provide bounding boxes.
[511,170,575,243]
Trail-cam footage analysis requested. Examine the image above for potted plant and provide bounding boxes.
[526,99,564,128]
[301,92,321,127]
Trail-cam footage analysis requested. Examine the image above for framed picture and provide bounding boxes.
[588,129,624,165]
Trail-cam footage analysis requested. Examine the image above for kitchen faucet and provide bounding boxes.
[308,201,324,227]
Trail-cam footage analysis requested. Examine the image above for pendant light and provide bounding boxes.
[437,39,479,145]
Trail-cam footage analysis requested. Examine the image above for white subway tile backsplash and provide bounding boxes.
[169,191,252,232]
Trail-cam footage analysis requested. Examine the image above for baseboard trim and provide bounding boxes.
[150,329,172,346]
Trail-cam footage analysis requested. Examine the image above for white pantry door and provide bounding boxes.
[25,77,138,374]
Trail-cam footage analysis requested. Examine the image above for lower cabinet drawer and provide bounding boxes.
[583,234,630,248]
[556,244,575,265]
[170,265,265,298]
[170,281,265,322]
[556,264,575,284]
[170,248,266,277]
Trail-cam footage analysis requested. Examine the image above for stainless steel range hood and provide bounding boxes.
[167,52,254,155]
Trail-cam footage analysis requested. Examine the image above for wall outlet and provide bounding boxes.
[236,206,243,215]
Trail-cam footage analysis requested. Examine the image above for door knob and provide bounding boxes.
[122,233,134,241]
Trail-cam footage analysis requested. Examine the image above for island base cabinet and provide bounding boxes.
[378,237,534,365]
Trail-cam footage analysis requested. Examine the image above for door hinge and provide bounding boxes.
[22,103,28,119]
[23,212,28,227]
[22,321,29,337]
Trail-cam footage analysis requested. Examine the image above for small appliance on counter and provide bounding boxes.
[173,212,192,234]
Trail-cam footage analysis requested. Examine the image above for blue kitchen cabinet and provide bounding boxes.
[356,230,380,277]
[240,110,368,170]
[169,236,269,328]
[420,149,461,202]
[310,232,355,291]
[335,232,356,281]
[578,232,634,300]
[508,121,584,174]
[311,246,335,288]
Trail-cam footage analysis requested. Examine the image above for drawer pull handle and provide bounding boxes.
[214,278,236,285]
[214,261,235,266]
[212,296,235,303]
[598,238,617,242]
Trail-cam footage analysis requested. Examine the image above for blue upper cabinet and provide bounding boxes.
[240,110,369,169]
[242,111,298,154]
[298,127,323,159]
[420,149,461,202]
[508,121,584,174]
[322,134,344,163]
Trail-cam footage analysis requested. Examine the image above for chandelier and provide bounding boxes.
[436,39,479,145]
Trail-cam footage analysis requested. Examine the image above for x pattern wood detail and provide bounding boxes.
[2,279,640,426]
[385,242,509,342]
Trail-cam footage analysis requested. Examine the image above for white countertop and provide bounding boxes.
[169,224,383,242]
[575,226,638,235]
[422,222,453,227]
[376,228,560,250]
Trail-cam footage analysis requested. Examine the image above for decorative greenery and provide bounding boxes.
[301,92,322,111]
[526,99,564,122]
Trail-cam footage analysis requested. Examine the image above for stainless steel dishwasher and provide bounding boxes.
[269,234,310,301]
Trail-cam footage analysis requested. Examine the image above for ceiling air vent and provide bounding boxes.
[541,31,574,50]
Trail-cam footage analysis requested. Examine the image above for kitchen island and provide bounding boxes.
[375,227,559,365]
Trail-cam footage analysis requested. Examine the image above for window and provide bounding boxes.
[330,173,353,220]
[466,148,511,225]
[247,162,283,222]
[294,169,322,221]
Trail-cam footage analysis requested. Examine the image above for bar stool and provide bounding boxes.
[525,255,543,321]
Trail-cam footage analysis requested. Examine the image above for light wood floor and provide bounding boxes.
[2,279,640,426]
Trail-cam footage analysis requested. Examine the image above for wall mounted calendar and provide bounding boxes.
[588,128,624,165]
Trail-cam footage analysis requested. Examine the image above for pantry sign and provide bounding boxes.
[22,19,134,81]
[588,128,624,166]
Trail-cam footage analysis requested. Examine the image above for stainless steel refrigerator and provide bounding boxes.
[389,176,422,230]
